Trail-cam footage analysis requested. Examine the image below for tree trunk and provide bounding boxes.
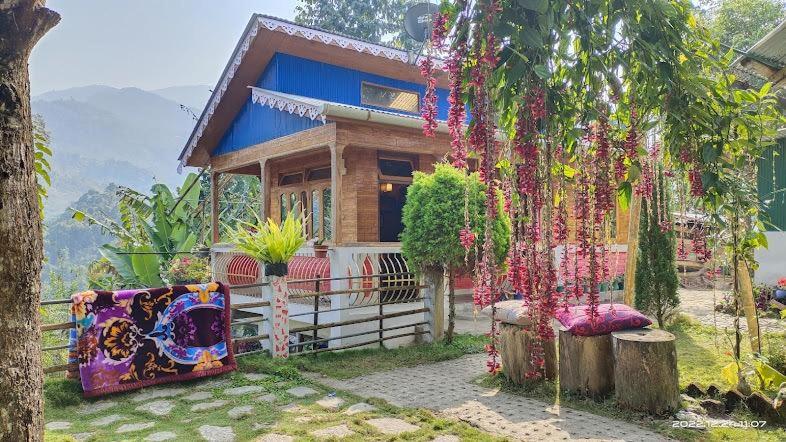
[445,266,455,343]
[0,2,60,440]
[499,322,556,383]
[623,193,642,306]
[612,328,680,414]
[558,327,614,399]
[736,260,761,354]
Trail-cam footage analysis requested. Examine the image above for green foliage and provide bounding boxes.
[698,0,786,51]
[635,169,680,328]
[33,115,52,217]
[72,173,204,288]
[229,210,307,265]
[294,0,416,50]
[401,163,510,272]
[164,255,211,285]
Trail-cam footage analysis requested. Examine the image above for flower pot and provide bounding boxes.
[775,289,786,301]
[264,263,288,277]
[313,245,329,258]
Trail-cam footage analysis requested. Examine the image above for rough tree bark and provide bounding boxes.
[559,327,614,399]
[0,1,59,440]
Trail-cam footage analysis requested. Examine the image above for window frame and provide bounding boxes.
[360,81,421,114]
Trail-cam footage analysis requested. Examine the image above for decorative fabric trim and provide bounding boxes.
[250,88,327,124]
[179,15,439,172]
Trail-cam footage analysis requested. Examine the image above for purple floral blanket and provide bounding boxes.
[70,282,236,397]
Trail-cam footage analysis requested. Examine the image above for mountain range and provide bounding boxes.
[35,84,211,269]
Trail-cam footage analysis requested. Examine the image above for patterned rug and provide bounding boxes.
[70,282,236,397]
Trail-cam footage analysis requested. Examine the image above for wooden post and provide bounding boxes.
[329,143,344,243]
[259,158,269,220]
[422,268,445,342]
[499,323,556,382]
[559,327,614,399]
[612,328,679,414]
[736,260,761,354]
[623,193,642,306]
[211,171,220,244]
[262,275,290,358]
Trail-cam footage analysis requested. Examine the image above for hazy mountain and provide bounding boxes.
[35,84,208,276]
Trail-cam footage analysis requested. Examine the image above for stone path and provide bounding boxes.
[678,288,785,332]
[311,354,672,442]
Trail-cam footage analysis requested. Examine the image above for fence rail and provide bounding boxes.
[39,261,440,375]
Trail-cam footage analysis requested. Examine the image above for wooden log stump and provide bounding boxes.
[558,327,614,399]
[499,322,556,383]
[612,328,679,414]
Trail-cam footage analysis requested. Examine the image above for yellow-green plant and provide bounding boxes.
[230,210,306,264]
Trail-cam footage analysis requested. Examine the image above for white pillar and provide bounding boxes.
[422,268,445,343]
[262,274,290,358]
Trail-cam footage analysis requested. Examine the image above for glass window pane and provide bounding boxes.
[279,193,287,222]
[322,188,332,240]
[311,190,320,239]
[361,82,419,114]
[279,173,303,186]
[307,167,331,181]
[290,193,298,214]
[301,191,309,238]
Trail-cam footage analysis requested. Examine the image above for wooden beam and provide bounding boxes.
[211,171,220,244]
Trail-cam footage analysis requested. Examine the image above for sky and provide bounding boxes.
[30,1,299,95]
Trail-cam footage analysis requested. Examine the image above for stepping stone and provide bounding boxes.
[77,400,117,415]
[89,414,126,427]
[72,433,94,442]
[224,385,264,396]
[256,393,277,403]
[316,396,345,410]
[344,403,376,415]
[198,425,235,442]
[244,373,270,381]
[285,386,318,398]
[136,399,175,416]
[45,421,71,431]
[184,391,213,401]
[311,424,355,438]
[252,422,272,431]
[432,436,460,442]
[281,403,307,413]
[256,434,293,442]
[191,400,229,412]
[131,387,186,403]
[116,422,155,433]
[227,405,255,419]
[145,432,178,441]
[295,416,316,423]
[202,379,231,388]
[367,418,419,435]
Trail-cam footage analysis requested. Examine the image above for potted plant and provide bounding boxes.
[229,210,306,277]
[775,278,786,302]
[313,237,328,258]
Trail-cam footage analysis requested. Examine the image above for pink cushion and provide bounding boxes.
[556,304,651,336]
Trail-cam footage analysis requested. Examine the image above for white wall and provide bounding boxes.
[754,231,786,285]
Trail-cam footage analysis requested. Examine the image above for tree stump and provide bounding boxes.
[558,327,614,399]
[499,322,556,383]
[612,328,679,414]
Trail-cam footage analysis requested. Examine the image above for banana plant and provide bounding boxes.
[73,172,203,288]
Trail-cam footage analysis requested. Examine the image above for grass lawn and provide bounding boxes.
[43,334,492,442]
[479,315,786,442]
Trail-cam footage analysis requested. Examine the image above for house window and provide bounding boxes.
[307,167,331,181]
[279,172,303,186]
[279,193,287,222]
[361,82,420,114]
[290,193,298,213]
[301,191,309,234]
[322,188,332,240]
[379,158,414,178]
[311,189,320,239]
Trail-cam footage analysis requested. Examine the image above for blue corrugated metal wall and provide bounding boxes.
[212,52,450,156]
[757,137,786,231]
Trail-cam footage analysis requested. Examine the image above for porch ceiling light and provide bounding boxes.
[380,183,393,192]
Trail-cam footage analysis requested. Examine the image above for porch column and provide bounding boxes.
[329,143,345,243]
[259,158,269,220]
[211,170,220,244]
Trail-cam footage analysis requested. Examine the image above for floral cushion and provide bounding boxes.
[555,303,651,336]
[479,300,530,325]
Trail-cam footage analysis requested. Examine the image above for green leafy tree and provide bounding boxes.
[295,0,416,50]
[698,0,786,51]
[33,115,52,217]
[635,169,680,328]
[401,163,510,342]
